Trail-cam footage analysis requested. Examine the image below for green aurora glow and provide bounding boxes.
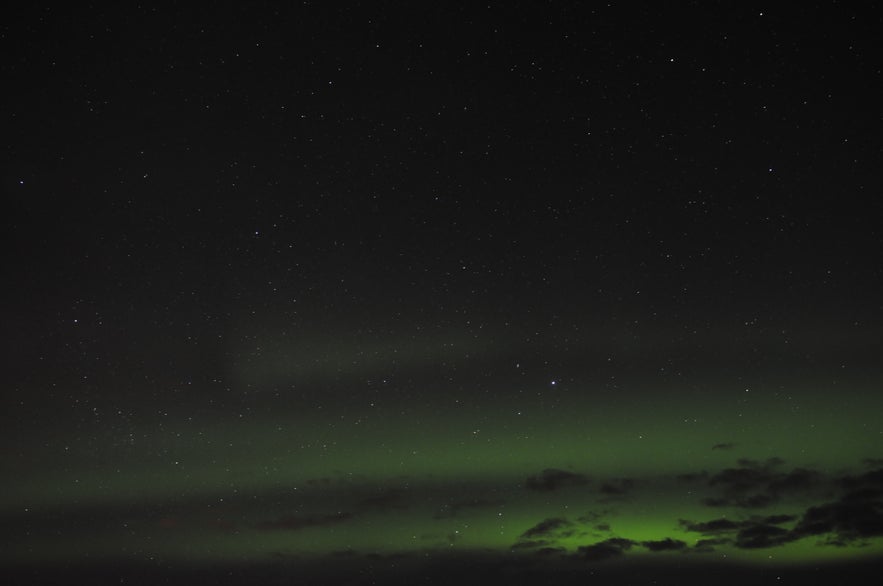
[5,371,882,567]
[4,4,882,582]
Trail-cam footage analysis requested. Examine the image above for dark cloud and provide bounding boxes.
[577,537,635,562]
[734,523,792,549]
[681,514,796,536]
[641,538,688,552]
[709,459,780,492]
[792,499,883,543]
[840,468,883,499]
[740,457,784,468]
[595,523,611,532]
[598,478,635,498]
[763,514,797,525]
[576,510,609,524]
[682,467,883,550]
[712,442,736,450]
[679,518,740,534]
[702,494,775,508]
[511,539,551,550]
[256,512,354,531]
[676,471,708,483]
[704,458,822,508]
[693,537,732,553]
[520,517,572,540]
[535,546,567,556]
[768,468,822,494]
[525,468,589,492]
[512,517,579,550]
[681,514,800,550]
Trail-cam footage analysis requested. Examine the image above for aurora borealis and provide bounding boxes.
[3,3,882,584]
[5,370,883,565]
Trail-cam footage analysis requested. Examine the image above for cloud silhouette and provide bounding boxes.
[577,537,636,561]
[641,538,688,552]
[525,468,589,492]
[680,514,796,538]
[676,471,708,483]
[702,494,776,508]
[576,510,609,524]
[598,478,635,499]
[679,518,740,534]
[763,514,798,525]
[734,523,793,549]
[520,517,572,539]
[693,537,732,553]
[692,462,883,549]
[709,458,782,492]
[703,458,822,508]
[511,539,552,550]
[792,498,883,543]
[768,468,822,494]
[681,466,883,549]
[680,514,801,549]
[511,517,580,550]
[534,546,567,556]
[840,468,883,500]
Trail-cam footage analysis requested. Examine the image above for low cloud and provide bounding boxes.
[520,517,572,539]
[792,499,883,543]
[680,514,795,536]
[641,538,688,552]
[734,523,792,549]
[676,471,709,483]
[511,517,579,550]
[703,458,822,508]
[680,518,740,534]
[681,466,883,549]
[693,537,732,553]
[598,478,636,499]
[577,537,635,561]
[681,514,800,549]
[576,510,609,524]
[511,539,551,550]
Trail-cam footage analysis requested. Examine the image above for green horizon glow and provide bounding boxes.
[4,378,882,567]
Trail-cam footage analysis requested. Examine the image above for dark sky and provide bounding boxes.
[2,3,882,584]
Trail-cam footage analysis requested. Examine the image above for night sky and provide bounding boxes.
[3,3,882,584]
